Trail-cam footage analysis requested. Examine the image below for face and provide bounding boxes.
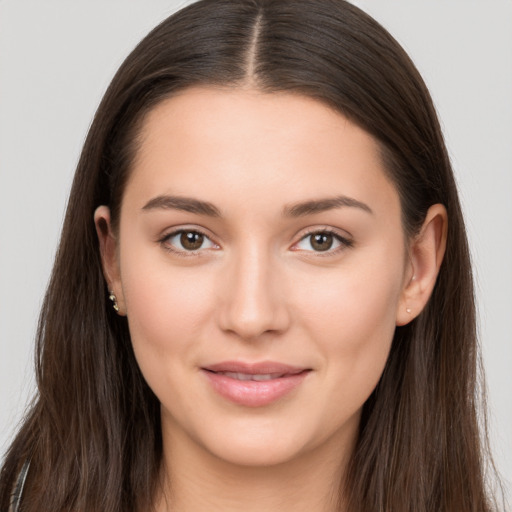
[100,88,413,468]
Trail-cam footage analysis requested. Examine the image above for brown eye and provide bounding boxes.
[294,230,351,254]
[310,233,334,251]
[163,229,216,254]
[180,231,204,250]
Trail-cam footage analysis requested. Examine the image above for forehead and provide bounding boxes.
[124,87,400,220]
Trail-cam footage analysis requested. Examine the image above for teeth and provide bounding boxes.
[251,373,282,381]
[220,372,284,381]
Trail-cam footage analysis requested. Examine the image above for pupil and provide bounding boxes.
[311,233,333,251]
[181,231,203,250]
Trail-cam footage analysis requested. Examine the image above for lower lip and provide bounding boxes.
[202,370,310,407]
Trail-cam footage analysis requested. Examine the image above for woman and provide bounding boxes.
[0,0,502,510]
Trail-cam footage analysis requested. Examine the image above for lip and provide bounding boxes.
[201,360,311,407]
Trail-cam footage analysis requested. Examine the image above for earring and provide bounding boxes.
[406,308,412,314]
[109,290,119,312]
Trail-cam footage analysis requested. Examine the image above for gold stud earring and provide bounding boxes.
[109,290,119,312]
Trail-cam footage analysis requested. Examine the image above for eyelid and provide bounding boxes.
[156,224,353,257]
[158,226,220,256]
[291,227,354,254]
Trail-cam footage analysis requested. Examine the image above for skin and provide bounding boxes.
[95,88,447,512]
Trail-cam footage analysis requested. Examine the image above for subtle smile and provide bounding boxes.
[201,361,312,407]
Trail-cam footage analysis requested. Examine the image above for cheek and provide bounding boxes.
[293,247,404,399]
[298,252,403,340]
[118,245,216,380]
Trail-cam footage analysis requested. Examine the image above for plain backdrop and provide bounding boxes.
[1,0,510,499]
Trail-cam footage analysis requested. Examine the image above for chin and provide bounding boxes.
[202,433,311,468]
[185,409,355,470]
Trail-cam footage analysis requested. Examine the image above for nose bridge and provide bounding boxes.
[218,239,289,340]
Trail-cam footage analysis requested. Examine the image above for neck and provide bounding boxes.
[154,420,354,512]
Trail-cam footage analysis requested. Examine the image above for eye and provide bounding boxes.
[294,230,352,253]
[163,229,217,253]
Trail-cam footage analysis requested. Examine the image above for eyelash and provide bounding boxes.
[158,228,217,257]
[158,227,354,257]
[294,228,354,256]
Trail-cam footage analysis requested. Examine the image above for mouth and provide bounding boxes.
[207,371,296,381]
[201,361,311,407]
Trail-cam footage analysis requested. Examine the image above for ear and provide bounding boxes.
[396,203,448,326]
[94,206,126,315]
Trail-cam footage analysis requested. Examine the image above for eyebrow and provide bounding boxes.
[142,195,221,217]
[141,194,373,218]
[283,195,373,217]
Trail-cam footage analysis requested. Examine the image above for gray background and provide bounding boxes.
[1,0,510,498]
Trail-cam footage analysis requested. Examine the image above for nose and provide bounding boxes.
[217,244,291,341]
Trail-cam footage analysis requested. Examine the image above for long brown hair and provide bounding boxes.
[0,1,500,510]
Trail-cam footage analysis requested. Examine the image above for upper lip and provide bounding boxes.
[202,360,309,375]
